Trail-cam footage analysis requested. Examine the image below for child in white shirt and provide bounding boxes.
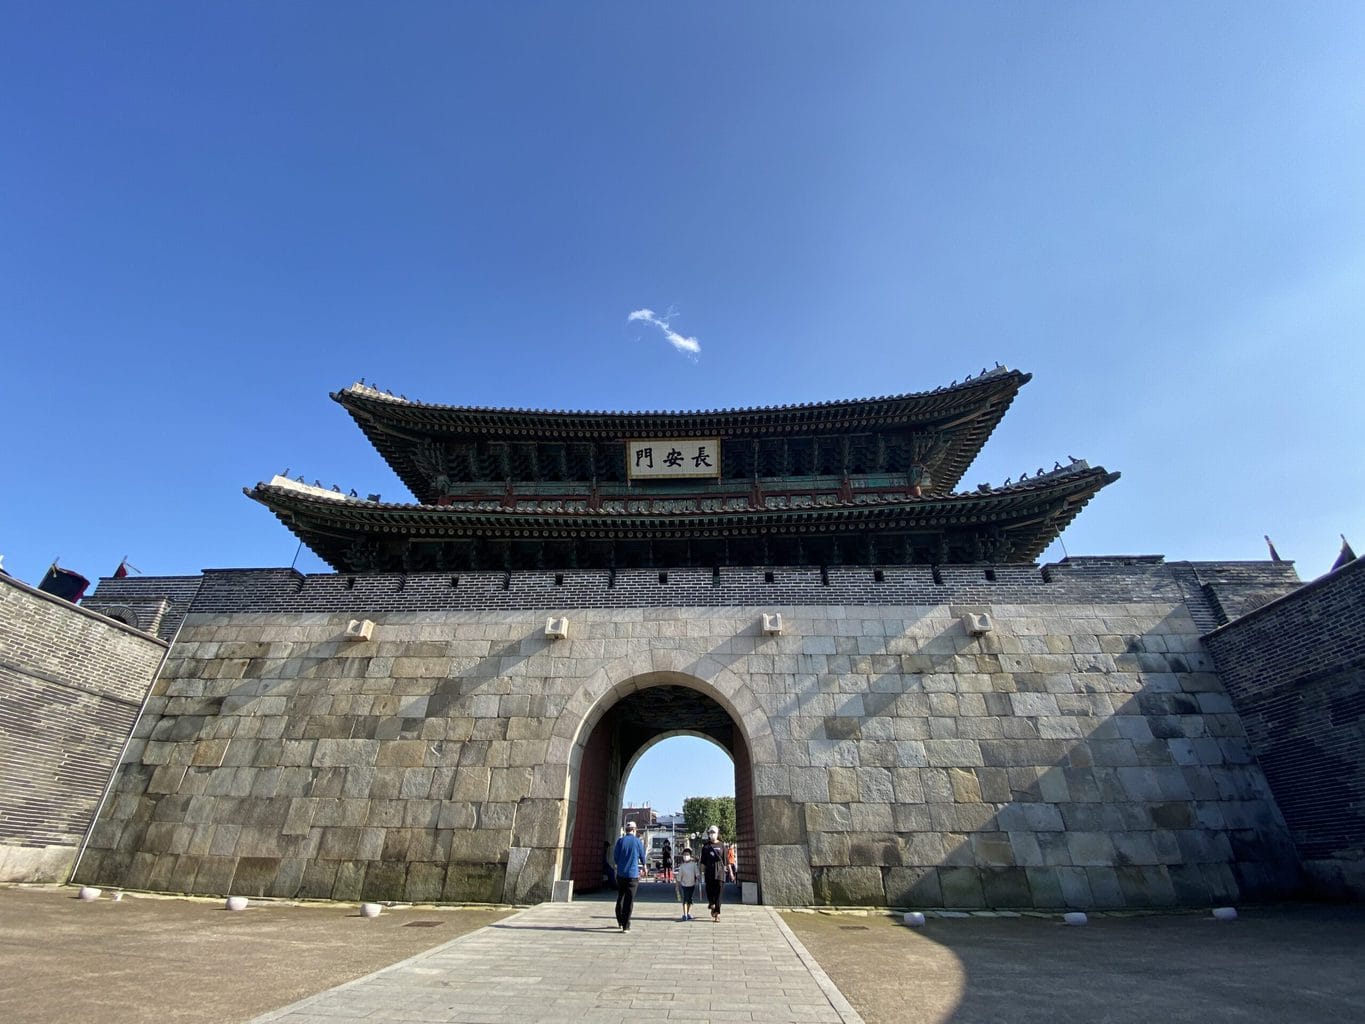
[674,847,701,921]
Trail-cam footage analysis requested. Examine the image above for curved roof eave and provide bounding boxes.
[331,366,1029,427]
[332,369,1031,500]
[246,466,1117,533]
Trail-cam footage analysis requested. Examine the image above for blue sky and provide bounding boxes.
[5,5,1363,813]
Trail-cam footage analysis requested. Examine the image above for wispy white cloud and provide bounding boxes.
[628,307,701,356]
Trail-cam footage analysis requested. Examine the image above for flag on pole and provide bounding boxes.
[38,563,90,603]
[1330,535,1357,572]
[113,561,129,579]
[1263,535,1282,562]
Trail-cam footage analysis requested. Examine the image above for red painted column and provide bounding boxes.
[569,720,611,892]
[733,729,757,886]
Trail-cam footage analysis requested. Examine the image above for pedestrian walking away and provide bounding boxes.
[674,846,700,920]
[660,838,673,882]
[612,821,646,931]
[700,824,727,922]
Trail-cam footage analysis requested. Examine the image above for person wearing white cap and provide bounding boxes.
[611,820,647,932]
[699,824,727,922]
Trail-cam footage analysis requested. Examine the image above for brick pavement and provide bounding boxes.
[249,895,864,1024]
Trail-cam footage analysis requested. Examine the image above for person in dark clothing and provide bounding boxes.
[612,821,646,931]
[700,825,727,922]
[660,839,673,882]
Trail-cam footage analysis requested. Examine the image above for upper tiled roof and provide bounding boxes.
[333,367,1031,500]
[334,365,1027,433]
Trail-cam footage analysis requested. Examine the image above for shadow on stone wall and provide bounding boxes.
[73,592,1304,910]
[782,606,1301,909]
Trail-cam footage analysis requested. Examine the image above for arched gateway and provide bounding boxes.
[559,671,761,895]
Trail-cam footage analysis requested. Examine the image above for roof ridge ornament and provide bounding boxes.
[347,381,408,403]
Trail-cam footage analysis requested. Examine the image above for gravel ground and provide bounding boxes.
[8,883,1363,1024]
[782,905,1365,1024]
[0,884,511,1024]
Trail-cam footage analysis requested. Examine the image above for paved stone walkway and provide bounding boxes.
[249,896,864,1024]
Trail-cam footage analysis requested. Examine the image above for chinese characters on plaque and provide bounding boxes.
[626,438,722,480]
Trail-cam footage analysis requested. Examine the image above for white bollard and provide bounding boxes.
[78,886,102,902]
[1063,912,1088,926]
[903,911,926,927]
[1212,907,1238,921]
[360,903,382,918]
[225,896,249,912]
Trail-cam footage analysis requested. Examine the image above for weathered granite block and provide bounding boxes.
[948,768,983,803]
[754,796,806,846]
[805,802,853,834]
[361,862,407,901]
[1050,865,1091,906]
[443,862,506,903]
[813,866,884,905]
[753,841,813,906]
[1085,866,1125,907]
[826,767,857,803]
[405,861,446,902]
[939,866,987,907]
[232,856,280,897]
[884,865,942,907]
[809,832,850,866]
[982,867,1032,906]
[848,833,900,866]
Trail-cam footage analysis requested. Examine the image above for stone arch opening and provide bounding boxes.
[98,604,142,630]
[563,677,757,897]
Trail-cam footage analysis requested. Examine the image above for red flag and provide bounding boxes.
[113,561,129,579]
[1263,535,1282,562]
[39,565,90,602]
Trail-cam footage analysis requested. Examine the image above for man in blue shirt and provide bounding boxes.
[612,821,647,932]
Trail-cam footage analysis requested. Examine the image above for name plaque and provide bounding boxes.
[626,438,722,480]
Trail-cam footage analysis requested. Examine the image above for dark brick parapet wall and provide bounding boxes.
[86,557,1303,618]
[1204,558,1365,899]
[0,574,167,880]
[83,575,203,642]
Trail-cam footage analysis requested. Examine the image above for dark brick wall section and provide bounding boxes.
[86,557,1302,617]
[1204,557,1365,899]
[0,574,167,872]
[84,575,203,642]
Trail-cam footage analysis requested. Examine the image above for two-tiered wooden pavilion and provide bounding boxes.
[248,367,1118,572]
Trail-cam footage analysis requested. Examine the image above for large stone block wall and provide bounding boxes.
[76,559,1302,908]
[0,573,167,881]
[1204,557,1365,899]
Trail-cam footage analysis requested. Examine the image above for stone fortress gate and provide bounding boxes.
[73,370,1307,908]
